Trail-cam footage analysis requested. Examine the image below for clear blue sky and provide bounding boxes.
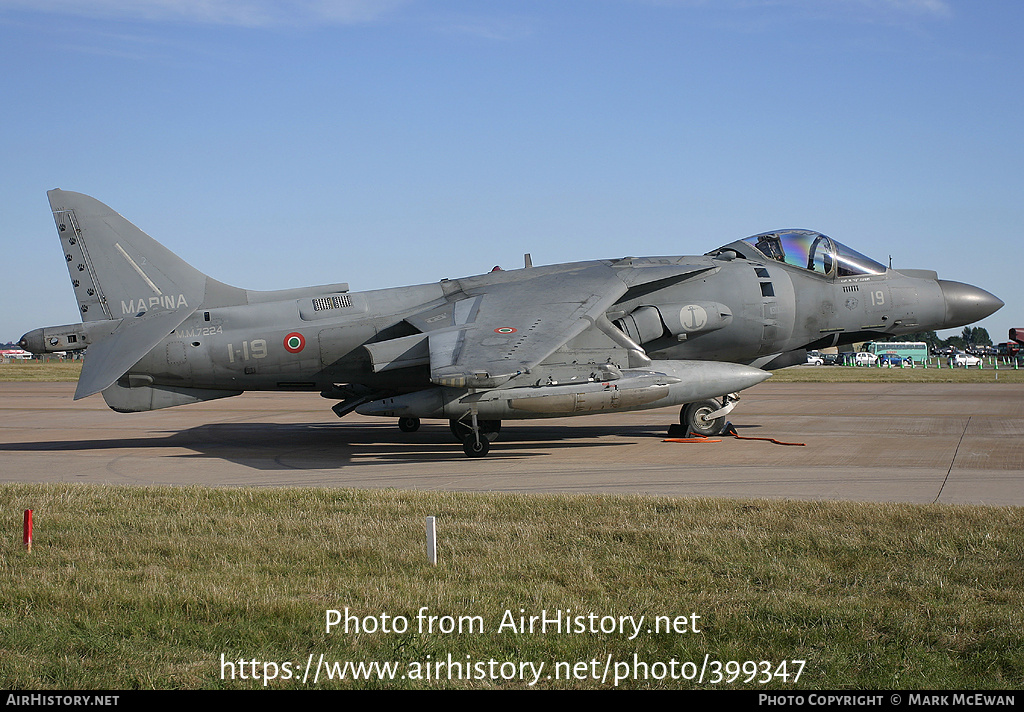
[2,0,1020,345]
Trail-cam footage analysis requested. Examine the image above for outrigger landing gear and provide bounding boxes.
[679,393,740,437]
[463,436,489,458]
[449,417,501,443]
[451,411,500,458]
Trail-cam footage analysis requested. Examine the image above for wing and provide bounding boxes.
[401,260,713,389]
[400,263,626,388]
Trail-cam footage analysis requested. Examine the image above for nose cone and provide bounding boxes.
[938,280,1004,329]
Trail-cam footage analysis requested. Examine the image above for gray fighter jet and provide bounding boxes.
[20,190,1002,457]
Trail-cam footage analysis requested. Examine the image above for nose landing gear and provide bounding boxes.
[678,393,739,437]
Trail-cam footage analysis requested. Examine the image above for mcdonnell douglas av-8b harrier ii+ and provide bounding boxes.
[21,191,1002,457]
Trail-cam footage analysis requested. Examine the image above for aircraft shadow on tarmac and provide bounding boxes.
[0,420,741,470]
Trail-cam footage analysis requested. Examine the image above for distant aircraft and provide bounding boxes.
[1,348,33,360]
[21,190,1002,456]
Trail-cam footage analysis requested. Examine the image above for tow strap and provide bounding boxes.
[664,422,806,447]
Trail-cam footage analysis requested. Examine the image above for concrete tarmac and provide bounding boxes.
[1,382,1021,505]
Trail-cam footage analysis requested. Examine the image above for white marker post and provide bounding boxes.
[425,516,437,566]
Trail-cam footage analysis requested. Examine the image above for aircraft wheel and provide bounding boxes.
[463,437,490,458]
[398,417,420,433]
[449,419,501,442]
[680,400,726,437]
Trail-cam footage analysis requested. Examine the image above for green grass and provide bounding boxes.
[1,484,1021,689]
[0,361,82,382]
[770,364,1024,383]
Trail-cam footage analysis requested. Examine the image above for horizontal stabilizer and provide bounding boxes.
[74,306,196,400]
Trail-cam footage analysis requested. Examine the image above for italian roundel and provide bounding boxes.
[283,332,305,353]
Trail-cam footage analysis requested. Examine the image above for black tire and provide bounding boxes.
[398,417,420,432]
[449,419,501,442]
[680,400,726,437]
[463,437,490,458]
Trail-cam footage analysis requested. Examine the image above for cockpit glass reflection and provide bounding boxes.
[740,230,886,277]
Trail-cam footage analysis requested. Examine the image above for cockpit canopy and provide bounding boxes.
[714,230,887,278]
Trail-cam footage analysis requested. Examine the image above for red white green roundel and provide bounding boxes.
[494,327,517,334]
[283,332,305,353]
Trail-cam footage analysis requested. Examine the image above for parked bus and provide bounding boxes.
[864,341,929,364]
[997,342,1021,358]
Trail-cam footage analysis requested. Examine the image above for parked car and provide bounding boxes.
[877,354,907,366]
[951,353,982,367]
[806,352,824,365]
[854,352,878,366]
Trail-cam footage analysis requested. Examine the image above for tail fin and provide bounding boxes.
[48,189,209,321]
[47,190,243,400]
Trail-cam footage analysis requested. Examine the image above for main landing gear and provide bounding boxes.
[395,414,502,458]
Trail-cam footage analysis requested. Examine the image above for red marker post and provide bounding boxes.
[23,509,32,552]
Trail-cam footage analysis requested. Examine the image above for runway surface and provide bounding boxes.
[1,382,1022,505]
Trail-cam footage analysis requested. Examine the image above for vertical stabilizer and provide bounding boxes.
[48,189,208,322]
